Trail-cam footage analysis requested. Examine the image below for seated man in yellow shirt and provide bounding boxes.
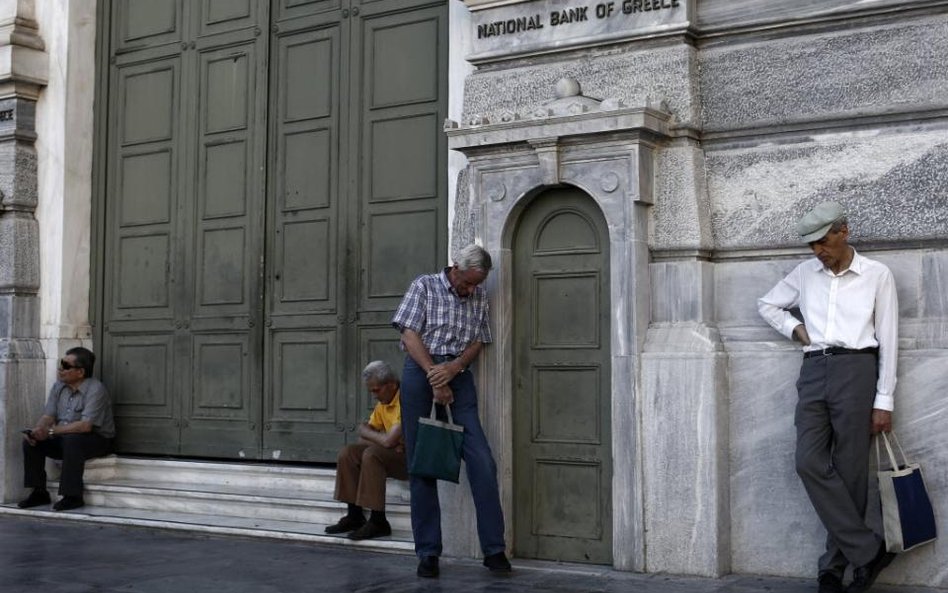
[325,360,407,540]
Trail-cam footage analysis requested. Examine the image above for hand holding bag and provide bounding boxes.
[409,402,465,483]
[876,430,937,553]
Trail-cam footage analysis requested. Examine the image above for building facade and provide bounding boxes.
[1,0,946,586]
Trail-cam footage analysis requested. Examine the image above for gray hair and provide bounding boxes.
[454,244,492,272]
[361,360,399,385]
[829,217,848,233]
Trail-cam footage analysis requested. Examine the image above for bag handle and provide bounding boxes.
[428,401,455,426]
[877,430,909,471]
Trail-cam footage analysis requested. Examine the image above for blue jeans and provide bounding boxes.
[401,356,506,558]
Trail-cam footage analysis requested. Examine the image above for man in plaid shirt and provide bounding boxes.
[392,244,511,578]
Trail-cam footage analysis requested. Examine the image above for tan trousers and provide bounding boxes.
[334,443,408,511]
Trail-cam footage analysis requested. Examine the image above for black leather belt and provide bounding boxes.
[431,354,459,363]
[803,347,879,359]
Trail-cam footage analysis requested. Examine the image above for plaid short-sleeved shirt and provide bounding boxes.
[392,268,492,355]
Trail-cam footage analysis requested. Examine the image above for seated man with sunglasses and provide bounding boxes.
[18,347,115,511]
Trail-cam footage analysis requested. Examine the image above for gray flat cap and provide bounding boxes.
[796,201,845,243]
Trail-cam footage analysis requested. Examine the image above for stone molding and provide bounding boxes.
[451,78,670,570]
[0,0,47,503]
[0,11,47,100]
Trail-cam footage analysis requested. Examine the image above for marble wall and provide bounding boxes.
[717,253,948,587]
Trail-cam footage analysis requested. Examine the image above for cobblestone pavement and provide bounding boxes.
[1,515,942,593]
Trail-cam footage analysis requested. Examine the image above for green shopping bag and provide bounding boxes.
[409,402,464,483]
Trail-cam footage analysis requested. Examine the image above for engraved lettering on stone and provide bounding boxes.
[477,14,544,39]
[550,6,588,26]
[473,0,680,40]
[0,110,13,122]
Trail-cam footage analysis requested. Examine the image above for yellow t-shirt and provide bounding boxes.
[367,390,401,433]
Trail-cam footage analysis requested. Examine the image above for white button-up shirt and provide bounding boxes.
[758,250,899,411]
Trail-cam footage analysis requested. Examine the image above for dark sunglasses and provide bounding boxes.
[59,359,81,371]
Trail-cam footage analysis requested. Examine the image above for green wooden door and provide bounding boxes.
[102,0,269,457]
[512,188,613,564]
[99,0,446,461]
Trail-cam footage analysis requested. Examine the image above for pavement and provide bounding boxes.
[0,514,943,593]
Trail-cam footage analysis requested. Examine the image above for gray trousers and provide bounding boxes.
[795,352,880,577]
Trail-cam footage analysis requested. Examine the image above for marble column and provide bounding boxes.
[0,0,48,502]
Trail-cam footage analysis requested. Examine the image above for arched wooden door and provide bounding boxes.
[512,187,613,564]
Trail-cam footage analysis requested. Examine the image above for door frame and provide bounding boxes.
[448,104,671,570]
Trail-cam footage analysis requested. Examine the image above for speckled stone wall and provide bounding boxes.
[461,42,700,127]
[698,16,948,132]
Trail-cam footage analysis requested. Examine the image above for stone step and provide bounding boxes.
[29,455,416,549]
[0,504,414,553]
[80,456,411,505]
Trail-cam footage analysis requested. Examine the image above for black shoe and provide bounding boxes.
[417,555,439,578]
[847,542,895,593]
[347,519,391,540]
[818,572,844,593]
[324,514,366,534]
[17,489,51,509]
[52,496,84,511]
[483,551,512,573]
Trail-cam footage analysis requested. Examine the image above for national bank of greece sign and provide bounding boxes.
[468,0,693,62]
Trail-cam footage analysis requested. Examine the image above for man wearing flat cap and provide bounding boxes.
[758,201,898,593]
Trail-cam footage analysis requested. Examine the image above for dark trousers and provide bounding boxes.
[795,353,880,577]
[23,433,113,497]
[401,356,506,558]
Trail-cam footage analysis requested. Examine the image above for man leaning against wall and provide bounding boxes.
[758,201,898,593]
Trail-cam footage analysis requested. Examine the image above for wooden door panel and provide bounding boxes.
[104,47,185,455]
[532,365,603,444]
[104,335,178,454]
[368,18,439,108]
[113,0,184,53]
[514,189,613,564]
[355,2,447,318]
[366,209,439,299]
[269,28,341,315]
[264,21,347,460]
[533,460,605,539]
[181,12,268,456]
[200,0,260,36]
[369,114,440,201]
[277,0,343,23]
[533,273,602,348]
[265,329,343,460]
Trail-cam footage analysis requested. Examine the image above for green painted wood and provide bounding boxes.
[512,188,613,565]
[99,0,446,462]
